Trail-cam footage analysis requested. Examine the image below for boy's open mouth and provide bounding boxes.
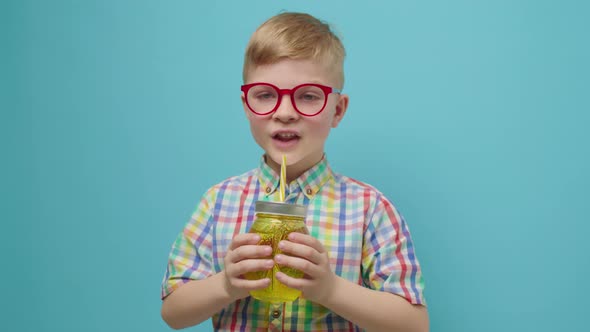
[273,132,300,142]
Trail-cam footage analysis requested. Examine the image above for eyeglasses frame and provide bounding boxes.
[241,82,342,117]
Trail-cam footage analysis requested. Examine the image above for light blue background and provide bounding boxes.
[2,0,589,331]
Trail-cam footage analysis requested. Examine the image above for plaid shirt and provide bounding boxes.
[162,157,425,331]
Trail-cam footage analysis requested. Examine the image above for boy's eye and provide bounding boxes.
[298,93,322,102]
[295,86,324,103]
[254,92,277,100]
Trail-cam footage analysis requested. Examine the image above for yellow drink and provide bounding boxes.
[245,201,308,303]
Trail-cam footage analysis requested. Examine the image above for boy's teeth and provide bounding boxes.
[277,133,297,139]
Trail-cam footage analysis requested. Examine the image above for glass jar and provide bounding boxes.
[245,201,309,303]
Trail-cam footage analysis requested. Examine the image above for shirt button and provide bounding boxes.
[266,187,272,194]
[306,188,312,195]
[272,310,281,319]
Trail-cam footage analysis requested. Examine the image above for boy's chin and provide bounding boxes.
[265,152,291,166]
[265,151,300,168]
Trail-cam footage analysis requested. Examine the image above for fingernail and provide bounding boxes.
[264,246,272,254]
[275,254,283,262]
[278,241,285,249]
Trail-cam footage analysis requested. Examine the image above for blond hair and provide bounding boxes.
[243,12,346,88]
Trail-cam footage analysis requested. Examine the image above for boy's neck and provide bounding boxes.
[264,154,324,183]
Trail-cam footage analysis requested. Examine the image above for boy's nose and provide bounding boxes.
[272,94,299,121]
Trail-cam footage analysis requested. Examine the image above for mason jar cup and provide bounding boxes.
[244,201,309,303]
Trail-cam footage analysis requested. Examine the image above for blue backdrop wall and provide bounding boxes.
[3,0,589,331]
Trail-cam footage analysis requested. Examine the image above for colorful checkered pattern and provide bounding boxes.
[162,156,425,331]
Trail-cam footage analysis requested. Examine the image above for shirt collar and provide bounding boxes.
[257,155,333,200]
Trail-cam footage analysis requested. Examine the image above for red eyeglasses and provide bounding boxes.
[241,82,341,117]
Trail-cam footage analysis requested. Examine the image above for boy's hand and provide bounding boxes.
[274,232,336,304]
[223,233,274,300]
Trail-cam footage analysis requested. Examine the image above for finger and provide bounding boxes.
[278,240,322,265]
[286,233,326,253]
[275,271,310,291]
[231,277,271,291]
[274,254,320,278]
[226,258,275,277]
[228,244,272,263]
[230,233,262,250]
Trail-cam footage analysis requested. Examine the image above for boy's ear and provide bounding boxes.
[331,94,349,128]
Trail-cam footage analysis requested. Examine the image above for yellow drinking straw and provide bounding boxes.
[279,155,286,202]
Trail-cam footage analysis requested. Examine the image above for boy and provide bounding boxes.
[161,12,428,332]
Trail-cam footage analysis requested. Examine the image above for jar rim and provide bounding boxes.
[255,201,307,217]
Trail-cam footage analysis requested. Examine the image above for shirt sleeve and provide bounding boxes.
[361,196,426,305]
[161,188,216,299]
